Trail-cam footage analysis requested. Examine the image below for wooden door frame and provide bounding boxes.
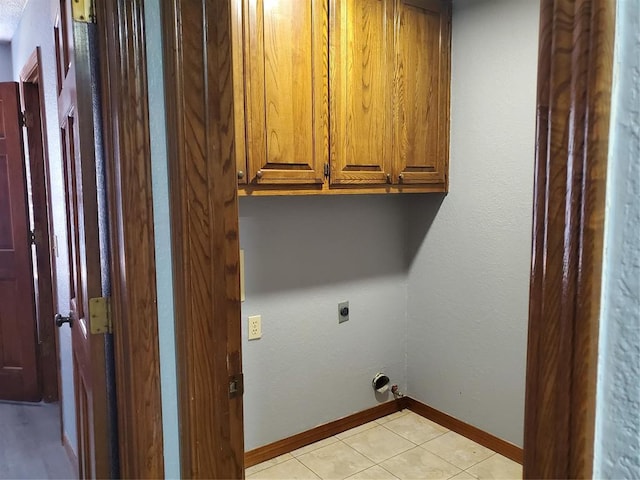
[524,0,614,478]
[161,1,245,477]
[156,0,615,477]
[18,48,59,404]
[90,1,164,477]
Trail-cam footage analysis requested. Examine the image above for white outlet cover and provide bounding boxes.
[248,315,261,340]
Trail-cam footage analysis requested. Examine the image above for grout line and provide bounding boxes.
[246,412,516,479]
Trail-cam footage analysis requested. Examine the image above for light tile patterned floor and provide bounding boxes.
[246,410,522,480]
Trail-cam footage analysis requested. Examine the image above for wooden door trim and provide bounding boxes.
[19,48,59,404]
[94,2,164,477]
[162,0,245,477]
[524,0,614,478]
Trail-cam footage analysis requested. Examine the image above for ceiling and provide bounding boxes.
[0,0,28,42]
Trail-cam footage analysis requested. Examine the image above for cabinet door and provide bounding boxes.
[243,0,328,185]
[394,0,450,185]
[232,0,247,185]
[330,0,394,185]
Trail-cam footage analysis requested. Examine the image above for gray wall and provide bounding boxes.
[0,42,12,80]
[144,0,180,477]
[146,0,540,463]
[594,0,640,477]
[240,196,408,450]
[405,0,538,447]
[11,0,76,451]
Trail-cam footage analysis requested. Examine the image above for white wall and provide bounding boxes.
[240,196,408,450]
[11,0,76,451]
[594,0,640,477]
[405,0,538,447]
[0,42,12,80]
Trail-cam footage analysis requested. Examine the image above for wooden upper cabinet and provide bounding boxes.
[242,0,328,185]
[394,0,450,185]
[329,0,394,185]
[232,0,451,194]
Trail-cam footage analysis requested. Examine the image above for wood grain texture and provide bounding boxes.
[239,183,446,196]
[245,401,403,467]
[393,0,450,185]
[163,0,245,477]
[403,398,523,465]
[0,82,40,402]
[19,49,59,404]
[231,0,248,185]
[242,0,328,185]
[234,0,450,194]
[330,0,393,185]
[524,0,614,478]
[94,1,165,477]
[56,1,110,473]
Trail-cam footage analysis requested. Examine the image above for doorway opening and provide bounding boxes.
[0,47,74,477]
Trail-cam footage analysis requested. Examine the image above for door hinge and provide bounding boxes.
[89,297,112,334]
[324,163,330,179]
[29,230,36,245]
[19,111,27,128]
[72,0,96,23]
[229,373,244,398]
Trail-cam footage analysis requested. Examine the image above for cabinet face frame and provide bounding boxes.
[393,0,451,186]
[241,0,329,186]
[232,0,248,185]
[329,0,395,186]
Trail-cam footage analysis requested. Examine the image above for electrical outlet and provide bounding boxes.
[248,315,261,340]
[338,301,349,323]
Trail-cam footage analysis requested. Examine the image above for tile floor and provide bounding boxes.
[246,410,522,480]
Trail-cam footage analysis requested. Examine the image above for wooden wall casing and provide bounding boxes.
[162,0,245,477]
[95,1,165,477]
[19,48,59,404]
[524,0,614,478]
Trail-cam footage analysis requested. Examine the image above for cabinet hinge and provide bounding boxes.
[89,297,112,334]
[29,230,36,245]
[229,373,244,398]
[72,0,96,23]
[324,163,330,179]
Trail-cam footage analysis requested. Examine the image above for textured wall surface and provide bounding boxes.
[143,0,181,477]
[11,0,76,451]
[146,0,540,460]
[0,42,12,80]
[594,1,640,477]
[405,0,538,447]
[240,196,408,450]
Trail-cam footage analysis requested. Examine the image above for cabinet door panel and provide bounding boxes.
[330,0,393,185]
[244,0,328,185]
[232,0,247,184]
[394,0,450,185]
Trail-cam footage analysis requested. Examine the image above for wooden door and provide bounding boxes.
[330,0,394,185]
[393,0,450,185]
[242,0,328,185]
[0,82,40,402]
[54,1,110,477]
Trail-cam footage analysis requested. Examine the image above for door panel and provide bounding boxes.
[243,0,328,184]
[394,0,450,184]
[0,82,40,402]
[330,0,393,185]
[55,0,110,477]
